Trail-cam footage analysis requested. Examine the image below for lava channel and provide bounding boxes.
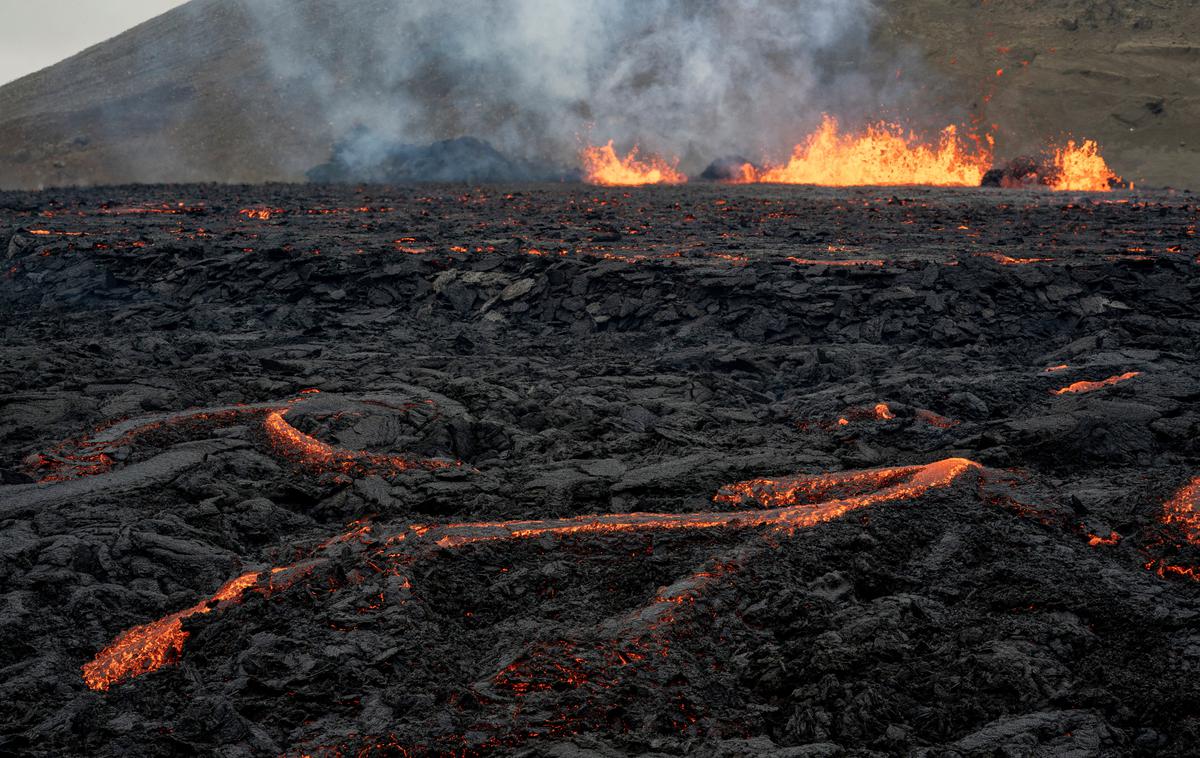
[82,458,980,691]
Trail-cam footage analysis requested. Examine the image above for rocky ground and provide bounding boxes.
[1,183,1199,756]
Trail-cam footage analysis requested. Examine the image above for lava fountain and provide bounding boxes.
[733,115,994,187]
[580,141,688,186]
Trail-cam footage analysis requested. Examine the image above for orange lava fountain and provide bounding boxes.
[1051,140,1120,192]
[83,458,980,690]
[735,116,993,187]
[580,141,688,186]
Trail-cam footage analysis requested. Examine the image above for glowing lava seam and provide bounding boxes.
[1053,371,1140,395]
[82,458,979,691]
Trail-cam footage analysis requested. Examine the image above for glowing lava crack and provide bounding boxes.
[26,390,461,485]
[82,458,980,691]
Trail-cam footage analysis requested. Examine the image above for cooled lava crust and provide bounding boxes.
[1,183,1199,757]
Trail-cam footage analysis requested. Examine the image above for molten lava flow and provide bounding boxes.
[263,409,457,476]
[580,142,687,186]
[787,257,885,267]
[735,116,992,187]
[238,208,282,221]
[915,409,959,429]
[405,458,980,551]
[1145,476,1200,581]
[82,572,260,691]
[1161,477,1200,544]
[26,402,288,482]
[1087,531,1121,547]
[1053,371,1140,395]
[977,252,1054,265]
[85,458,980,690]
[1051,140,1120,192]
[874,403,896,420]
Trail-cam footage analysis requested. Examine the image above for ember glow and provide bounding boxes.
[1051,140,1120,192]
[734,116,993,187]
[580,141,687,186]
[1052,371,1140,395]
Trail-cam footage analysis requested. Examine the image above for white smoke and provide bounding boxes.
[244,0,895,174]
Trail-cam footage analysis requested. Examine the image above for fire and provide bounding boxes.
[580,141,687,186]
[734,115,993,187]
[82,571,260,691]
[1051,140,1120,192]
[1052,371,1140,395]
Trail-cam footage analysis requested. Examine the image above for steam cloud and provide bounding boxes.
[245,0,894,175]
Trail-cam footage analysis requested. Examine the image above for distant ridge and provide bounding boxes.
[0,0,1197,189]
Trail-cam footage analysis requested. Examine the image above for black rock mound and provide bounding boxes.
[307,131,575,184]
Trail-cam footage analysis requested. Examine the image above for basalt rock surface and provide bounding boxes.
[1,183,1199,756]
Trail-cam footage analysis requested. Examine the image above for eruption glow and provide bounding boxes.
[1051,140,1120,192]
[734,116,993,187]
[580,142,687,186]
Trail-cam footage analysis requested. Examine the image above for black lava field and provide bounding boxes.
[2,183,1199,757]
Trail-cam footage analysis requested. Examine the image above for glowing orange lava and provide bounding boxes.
[874,403,896,420]
[1161,476,1200,544]
[84,458,980,690]
[787,256,885,267]
[1053,371,1140,395]
[580,142,687,186]
[1051,140,1120,192]
[238,208,281,221]
[734,116,993,187]
[82,572,260,691]
[263,409,457,476]
[1145,476,1200,582]
[977,252,1054,265]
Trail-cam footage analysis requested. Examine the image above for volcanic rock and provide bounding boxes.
[307,131,574,184]
[0,182,1198,756]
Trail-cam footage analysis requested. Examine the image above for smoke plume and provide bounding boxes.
[244,0,892,175]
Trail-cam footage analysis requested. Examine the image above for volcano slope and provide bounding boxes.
[1,183,1199,756]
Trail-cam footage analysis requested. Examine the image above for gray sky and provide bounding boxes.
[0,0,185,86]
